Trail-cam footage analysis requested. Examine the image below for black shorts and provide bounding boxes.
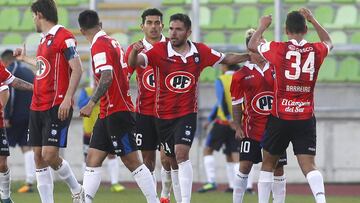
[83,136,90,157]
[0,128,10,156]
[135,113,159,151]
[90,111,137,156]
[155,113,197,157]
[262,115,317,156]
[205,122,239,155]
[7,120,29,147]
[239,138,287,166]
[28,105,72,148]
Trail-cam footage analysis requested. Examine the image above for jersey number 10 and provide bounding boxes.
[285,51,315,81]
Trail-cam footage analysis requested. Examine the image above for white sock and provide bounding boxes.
[272,175,286,203]
[247,166,255,189]
[152,171,157,193]
[160,167,172,198]
[55,159,81,194]
[0,169,11,199]
[306,170,326,203]
[36,167,54,203]
[106,158,119,185]
[178,160,193,203]
[132,164,159,203]
[24,151,36,184]
[83,167,102,203]
[171,169,182,203]
[258,171,274,203]
[203,155,216,183]
[233,171,248,203]
[226,162,236,188]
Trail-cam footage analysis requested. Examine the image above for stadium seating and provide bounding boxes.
[129,32,144,44]
[13,8,33,31]
[209,0,233,4]
[57,0,79,6]
[234,0,257,3]
[325,5,357,28]
[0,7,20,31]
[230,6,259,29]
[7,0,31,6]
[2,32,22,44]
[330,31,348,44]
[110,32,129,46]
[314,5,334,25]
[350,32,360,44]
[162,0,185,5]
[317,57,337,81]
[205,6,234,29]
[200,67,218,82]
[203,31,226,44]
[336,57,360,82]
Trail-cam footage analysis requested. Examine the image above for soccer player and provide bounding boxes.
[197,64,240,193]
[128,13,249,203]
[77,86,125,193]
[13,0,84,202]
[0,62,33,203]
[78,10,159,203]
[231,29,287,203]
[124,8,179,203]
[1,50,36,193]
[248,8,333,203]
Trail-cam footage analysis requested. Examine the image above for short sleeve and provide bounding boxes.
[92,42,114,74]
[230,71,244,105]
[140,44,158,68]
[313,42,329,64]
[124,45,136,76]
[0,84,9,92]
[257,41,281,64]
[0,63,15,85]
[198,43,225,68]
[60,34,79,61]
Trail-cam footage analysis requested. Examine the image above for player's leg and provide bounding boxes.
[160,149,181,203]
[159,147,172,203]
[18,146,35,193]
[106,154,125,192]
[293,117,325,203]
[224,127,240,193]
[29,110,54,203]
[174,113,197,203]
[272,154,287,203]
[109,112,158,203]
[0,129,13,203]
[40,106,83,202]
[233,138,261,203]
[246,165,255,194]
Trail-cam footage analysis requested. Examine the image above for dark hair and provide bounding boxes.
[78,10,100,30]
[228,64,240,71]
[0,49,15,61]
[31,0,58,24]
[141,8,163,24]
[170,13,191,30]
[286,11,306,34]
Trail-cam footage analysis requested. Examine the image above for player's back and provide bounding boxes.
[260,39,329,120]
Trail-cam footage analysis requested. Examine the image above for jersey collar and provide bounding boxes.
[167,40,198,63]
[244,61,270,76]
[91,30,107,48]
[289,39,308,46]
[142,34,166,50]
[41,24,64,38]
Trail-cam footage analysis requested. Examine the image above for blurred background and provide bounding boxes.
[0,0,359,185]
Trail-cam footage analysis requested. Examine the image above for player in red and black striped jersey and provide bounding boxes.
[78,10,158,203]
[13,1,84,203]
[128,13,249,203]
[248,8,333,203]
[124,8,179,203]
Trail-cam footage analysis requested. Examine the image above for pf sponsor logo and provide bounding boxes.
[36,56,51,80]
[165,71,195,93]
[142,69,155,91]
[251,91,273,115]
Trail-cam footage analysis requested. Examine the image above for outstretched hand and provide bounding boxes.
[13,43,27,61]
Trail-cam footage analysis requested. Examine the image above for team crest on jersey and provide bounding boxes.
[165,71,195,93]
[142,69,155,91]
[35,56,51,80]
[251,91,273,115]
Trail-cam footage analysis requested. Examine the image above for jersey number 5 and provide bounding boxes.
[285,51,315,81]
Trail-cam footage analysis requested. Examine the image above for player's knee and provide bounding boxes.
[175,151,189,163]
[0,157,7,172]
[143,159,155,172]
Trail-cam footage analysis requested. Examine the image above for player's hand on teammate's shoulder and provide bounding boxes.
[299,8,315,24]
[259,15,272,29]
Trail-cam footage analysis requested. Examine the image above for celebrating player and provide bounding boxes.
[78,10,159,203]
[128,13,249,203]
[248,8,333,203]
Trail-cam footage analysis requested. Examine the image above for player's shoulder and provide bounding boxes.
[233,66,247,81]
[57,27,75,39]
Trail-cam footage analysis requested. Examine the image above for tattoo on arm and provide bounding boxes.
[90,70,113,104]
[11,78,33,91]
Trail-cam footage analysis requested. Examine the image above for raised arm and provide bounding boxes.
[299,8,333,50]
[79,70,112,117]
[221,53,250,65]
[248,15,272,53]
[128,41,146,67]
